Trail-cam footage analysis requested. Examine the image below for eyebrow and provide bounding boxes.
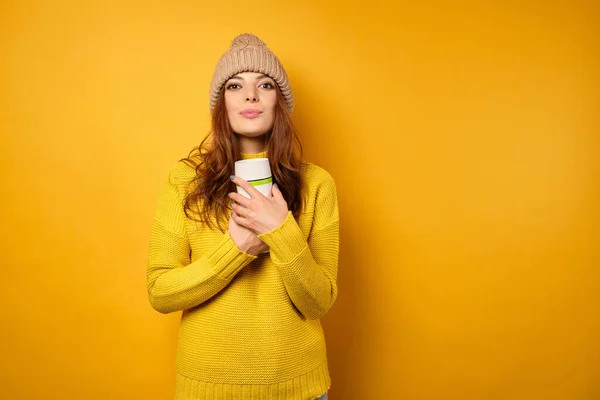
[229,74,272,81]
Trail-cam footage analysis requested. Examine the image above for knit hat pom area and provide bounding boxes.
[209,33,294,113]
[231,33,266,48]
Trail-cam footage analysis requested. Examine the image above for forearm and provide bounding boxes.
[148,262,234,314]
[147,219,256,314]
[259,212,339,320]
[274,246,337,320]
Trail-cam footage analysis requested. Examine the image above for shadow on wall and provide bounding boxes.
[290,66,370,400]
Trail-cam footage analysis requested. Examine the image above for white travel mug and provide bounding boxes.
[233,158,272,254]
[234,158,273,199]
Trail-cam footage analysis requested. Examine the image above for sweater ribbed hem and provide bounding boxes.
[208,232,257,280]
[259,212,307,264]
[174,362,330,400]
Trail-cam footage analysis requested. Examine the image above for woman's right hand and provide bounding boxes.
[228,212,268,255]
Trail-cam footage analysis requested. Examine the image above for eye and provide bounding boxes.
[259,82,274,89]
[226,83,240,90]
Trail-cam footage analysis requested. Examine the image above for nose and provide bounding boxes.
[245,86,258,103]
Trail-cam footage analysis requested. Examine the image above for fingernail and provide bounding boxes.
[230,175,235,181]
[274,183,278,189]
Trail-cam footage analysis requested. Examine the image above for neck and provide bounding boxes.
[238,135,267,154]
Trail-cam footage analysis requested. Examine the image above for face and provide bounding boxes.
[224,72,277,138]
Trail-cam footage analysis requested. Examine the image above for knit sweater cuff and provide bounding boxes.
[258,211,307,264]
[208,232,257,279]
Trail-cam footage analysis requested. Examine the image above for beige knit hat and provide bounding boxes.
[209,33,294,113]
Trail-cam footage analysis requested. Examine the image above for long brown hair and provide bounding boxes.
[180,86,305,232]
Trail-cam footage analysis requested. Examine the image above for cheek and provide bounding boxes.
[224,93,236,111]
[266,93,277,107]
[224,96,239,121]
[265,111,275,125]
[227,112,242,129]
[263,95,277,115]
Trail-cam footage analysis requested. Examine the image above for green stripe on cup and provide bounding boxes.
[246,177,273,186]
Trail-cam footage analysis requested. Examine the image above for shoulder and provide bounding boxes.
[300,161,338,227]
[301,161,338,203]
[301,161,336,189]
[164,156,200,192]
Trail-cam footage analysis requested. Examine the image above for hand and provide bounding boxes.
[229,176,289,235]
[228,213,268,255]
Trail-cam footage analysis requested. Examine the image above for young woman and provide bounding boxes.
[147,33,339,400]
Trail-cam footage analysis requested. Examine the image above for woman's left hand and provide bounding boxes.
[229,176,289,235]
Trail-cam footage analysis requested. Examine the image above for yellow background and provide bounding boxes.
[1,0,598,399]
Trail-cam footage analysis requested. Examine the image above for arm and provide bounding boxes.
[258,176,339,320]
[146,163,257,314]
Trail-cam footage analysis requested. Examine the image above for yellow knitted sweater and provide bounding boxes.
[147,151,339,400]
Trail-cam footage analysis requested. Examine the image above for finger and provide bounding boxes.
[231,210,250,228]
[231,175,265,199]
[228,213,240,227]
[228,191,252,207]
[271,183,285,202]
[231,202,251,218]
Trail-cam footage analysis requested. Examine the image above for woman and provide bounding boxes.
[147,33,339,400]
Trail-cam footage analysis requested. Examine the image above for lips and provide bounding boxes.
[240,109,263,119]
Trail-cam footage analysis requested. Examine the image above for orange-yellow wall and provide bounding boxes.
[1,1,598,399]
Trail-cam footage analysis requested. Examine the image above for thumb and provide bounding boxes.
[271,183,285,202]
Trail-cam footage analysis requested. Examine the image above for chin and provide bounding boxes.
[231,123,273,138]
[235,130,268,138]
[230,116,273,137]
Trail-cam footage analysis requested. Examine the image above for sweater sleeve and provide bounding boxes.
[146,162,257,314]
[258,174,339,320]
